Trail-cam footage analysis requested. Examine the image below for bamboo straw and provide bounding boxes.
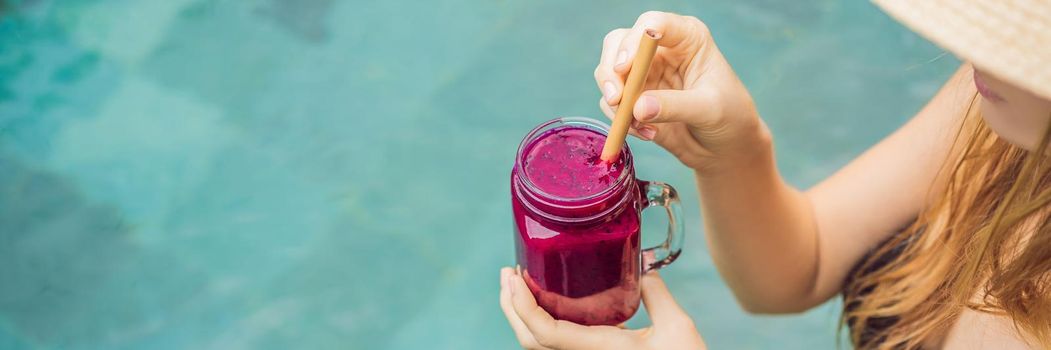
[600,29,661,163]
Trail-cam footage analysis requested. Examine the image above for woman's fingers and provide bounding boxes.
[639,272,693,328]
[596,28,629,106]
[640,272,707,348]
[500,268,549,349]
[508,270,625,349]
[597,11,719,147]
[599,97,616,120]
[614,11,707,75]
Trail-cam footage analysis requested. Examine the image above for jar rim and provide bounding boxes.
[513,117,633,207]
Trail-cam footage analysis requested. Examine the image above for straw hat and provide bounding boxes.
[873,0,1051,100]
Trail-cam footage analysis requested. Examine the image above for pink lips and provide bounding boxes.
[974,70,1005,103]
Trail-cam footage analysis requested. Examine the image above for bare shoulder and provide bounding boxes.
[941,308,1038,350]
[904,63,979,202]
[927,63,979,121]
[802,63,980,303]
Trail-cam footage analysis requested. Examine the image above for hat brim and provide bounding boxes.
[874,0,1051,100]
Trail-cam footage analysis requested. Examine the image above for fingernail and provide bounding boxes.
[615,50,627,67]
[638,95,660,121]
[639,127,657,140]
[603,81,617,103]
[508,274,516,295]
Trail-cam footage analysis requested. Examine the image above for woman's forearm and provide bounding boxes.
[693,132,821,313]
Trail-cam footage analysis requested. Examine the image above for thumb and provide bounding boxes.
[640,271,691,326]
[632,88,721,128]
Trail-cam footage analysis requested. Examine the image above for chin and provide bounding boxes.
[980,103,1041,151]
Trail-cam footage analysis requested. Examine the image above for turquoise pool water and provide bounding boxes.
[0,1,958,349]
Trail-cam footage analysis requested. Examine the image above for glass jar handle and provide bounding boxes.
[640,181,684,273]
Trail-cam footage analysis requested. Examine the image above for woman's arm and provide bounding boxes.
[698,65,976,313]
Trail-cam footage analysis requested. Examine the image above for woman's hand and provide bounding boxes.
[596,11,769,173]
[499,267,707,350]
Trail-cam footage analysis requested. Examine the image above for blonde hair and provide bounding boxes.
[843,94,1051,349]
